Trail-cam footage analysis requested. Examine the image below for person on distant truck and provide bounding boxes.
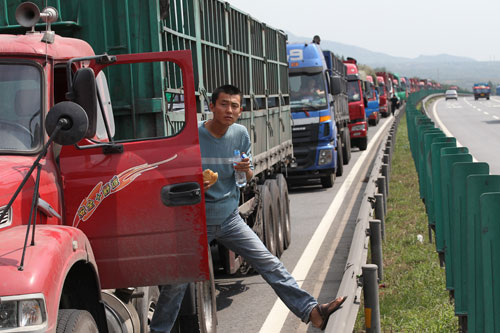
[150,85,347,332]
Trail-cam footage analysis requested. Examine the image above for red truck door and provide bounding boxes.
[58,51,209,289]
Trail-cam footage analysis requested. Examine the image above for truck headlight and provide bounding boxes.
[0,294,46,329]
[351,124,365,131]
[318,149,333,165]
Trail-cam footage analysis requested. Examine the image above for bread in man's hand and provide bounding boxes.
[203,169,218,186]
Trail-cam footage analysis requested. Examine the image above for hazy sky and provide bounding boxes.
[227,0,500,62]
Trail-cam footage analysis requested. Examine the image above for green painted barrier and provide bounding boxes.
[431,138,457,252]
[423,132,446,226]
[451,162,489,316]
[440,149,471,291]
[466,175,500,332]
[416,124,435,198]
[410,116,432,167]
[479,192,500,332]
[418,128,440,201]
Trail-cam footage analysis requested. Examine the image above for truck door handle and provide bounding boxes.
[161,182,201,207]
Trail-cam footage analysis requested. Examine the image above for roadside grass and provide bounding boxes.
[354,112,459,332]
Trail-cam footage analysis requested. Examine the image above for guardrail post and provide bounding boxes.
[374,193,385,240]
[381,164,389,196]
[383,155,391,181]
[362,264,381,333]
[377,176,387,215]
[386,141,392,156]
[370,220,383,281]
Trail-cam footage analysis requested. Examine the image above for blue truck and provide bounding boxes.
[364,75,380,126]
[287,40,351,188]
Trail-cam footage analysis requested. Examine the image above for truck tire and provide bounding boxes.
[176,249,217,333]
[57,309,98,333]
[336,136,344,177]
[276,174,291,249]
[321,172,335,188]
[358,137,368,151]
[132,286,160,333]
[342,128,351,164]
[266,179,284,257]
[260,183,277,256]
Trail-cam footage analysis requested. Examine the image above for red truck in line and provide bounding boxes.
[344,58,368,151]
[376,74,390,117]
[0,3,215,332]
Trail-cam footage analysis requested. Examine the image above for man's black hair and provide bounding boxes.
[211,84,243,105]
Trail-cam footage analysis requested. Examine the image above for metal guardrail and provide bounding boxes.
[327,108,404,332]
[406,91,500,332]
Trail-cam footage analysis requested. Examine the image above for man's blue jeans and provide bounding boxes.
[150,210,318,332]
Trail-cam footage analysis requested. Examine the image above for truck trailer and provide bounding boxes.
[0,0,293,332]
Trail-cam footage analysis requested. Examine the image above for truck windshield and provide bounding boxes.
[347,81,361,102]
[0,64,42,152]
[364,85,373,99]
[378,84,386,96]
[289,73,327,111]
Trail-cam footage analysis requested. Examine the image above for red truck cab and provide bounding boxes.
[0,4,210,332]
[343,58,368,151]
[376,75,389,117]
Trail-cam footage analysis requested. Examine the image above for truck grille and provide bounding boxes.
[292,123,319,144]
[0,206,11,229]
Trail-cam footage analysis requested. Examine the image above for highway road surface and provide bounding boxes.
[429,95,500,174]
[213,114,395,333]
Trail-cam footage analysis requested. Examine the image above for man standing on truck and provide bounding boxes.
[151,85,347,332]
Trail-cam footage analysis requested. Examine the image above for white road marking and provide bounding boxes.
[493,115,499,120]
[259,115,394,333]
[484,112,489,115]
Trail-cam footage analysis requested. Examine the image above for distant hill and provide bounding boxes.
[286,31,500,90]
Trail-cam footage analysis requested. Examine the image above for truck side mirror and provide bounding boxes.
[46,101,89,145]
[330,75,342,95]
[73,68,98,138]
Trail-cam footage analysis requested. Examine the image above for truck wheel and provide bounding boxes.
[276,174,291,249]
[342,128,351,164]
[194,249,217,333]
[261,183,277,256]
[175,249,217,333]
[57,309,98,333]
[321,172,335,188]
[358,137,368,151]
[132,286,159,332]
[266,179,284,257]
[336,137,344,177]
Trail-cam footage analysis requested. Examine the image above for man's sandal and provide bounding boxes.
[316,296,348,330]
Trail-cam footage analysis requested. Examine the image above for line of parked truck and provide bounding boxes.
[0,1,442,332]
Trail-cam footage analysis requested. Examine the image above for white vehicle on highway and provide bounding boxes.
[445,89,458,101]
